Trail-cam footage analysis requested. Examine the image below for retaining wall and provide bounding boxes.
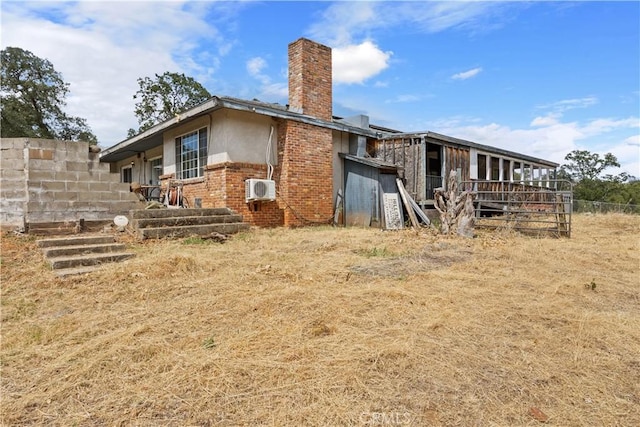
[0,138,142,230]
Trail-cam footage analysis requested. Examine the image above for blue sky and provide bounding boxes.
[2,1,639,175]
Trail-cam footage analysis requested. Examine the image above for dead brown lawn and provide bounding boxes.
[1,214,639,426]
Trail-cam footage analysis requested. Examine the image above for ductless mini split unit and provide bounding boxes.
[245,179,276,202]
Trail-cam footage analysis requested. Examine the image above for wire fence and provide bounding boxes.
[573,200,640,214]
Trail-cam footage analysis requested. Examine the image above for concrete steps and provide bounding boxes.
[130,208,250,240]
[27,219,112,236]
[37,235,134,276]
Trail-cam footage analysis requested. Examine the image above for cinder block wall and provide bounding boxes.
[0,138,29,228]
[0,138,142,228]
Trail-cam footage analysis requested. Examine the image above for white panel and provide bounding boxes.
[469,148,478,179]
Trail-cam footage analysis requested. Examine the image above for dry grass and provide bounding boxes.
[1,214,639,426]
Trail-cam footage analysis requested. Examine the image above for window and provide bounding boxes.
[478,154,487,180]
[491,157,500,180]
[175,128,207,179]
[149,157,163,185]
[122,166,132,183]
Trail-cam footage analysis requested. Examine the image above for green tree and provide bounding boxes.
[560,149,620,181]
[560,149,637,203]
[129,72,211,135]
[0,47,97,144]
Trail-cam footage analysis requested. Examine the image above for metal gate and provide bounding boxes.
[460,180,573,237]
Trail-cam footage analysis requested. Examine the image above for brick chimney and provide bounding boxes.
[288,38,332,121]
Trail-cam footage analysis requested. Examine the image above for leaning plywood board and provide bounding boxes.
[383,192,403,230]
[407,192,431,225]
[396,179,420,229]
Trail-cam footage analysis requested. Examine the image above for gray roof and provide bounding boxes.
[100,96,379,162]
[100,96,558,168]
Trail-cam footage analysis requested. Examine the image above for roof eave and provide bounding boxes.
[380,131,559,168]
[100,97,223,161]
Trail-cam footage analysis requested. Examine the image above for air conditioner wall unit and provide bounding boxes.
[245,179,276,202]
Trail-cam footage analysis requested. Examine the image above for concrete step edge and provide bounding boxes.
[43,243,127,257]
[132,215,244,228]
[37,235,115,248]
[129,208,235,219]
[138,223,250,240]
[55,265,103,277]
[49,252,135,269]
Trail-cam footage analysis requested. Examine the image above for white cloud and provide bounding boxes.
[451,67,482,80]
[537,96,598,113]
[333,41,393,85]
[385,94,421,104]
[244,57,288,100]
[530,113,561,127]
[1,1,239,146]
[623,135,640,146]
[247,57,266,77]
[307,2,378,46]
[307,1,514,46]
[426,114,640,175]
[246,56,270,87]
[581,117,639,136]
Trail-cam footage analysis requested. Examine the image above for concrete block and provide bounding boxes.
[28,170,56,182]
[53,191,79,202]
[27,211,54,223]
[1,199,25,213]
[27,159,54,171]
[66,161,90,172]
[1,138,27,150]
[2,158,26,170]
[1,168,26,180]
[110,181,132,192]
[54,171,78,181]
[0,189,26,200]
[63,139,87,152]
[28,189,55,203]
[40,181,67,192]
[0,148,25,161]
[52,161,68,173]
[29,139,57,151]
[88,182,111,192]
[109,201,142,212]
[51,211,88,222]
[65,181,89,192]
[100,172,123,183]
[0,213,24,228]
[28,148,54,160]
[50,201,76,212]
[76,191,97,202]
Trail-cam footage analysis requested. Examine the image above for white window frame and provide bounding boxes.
[148,156,163,185]
[175,127,207,179]
[121,165,133,183]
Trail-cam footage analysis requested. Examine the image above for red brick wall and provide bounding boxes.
[165,164,285,227]
[288,38,332,121]
[157,38,336,229]
[279,120,334,227]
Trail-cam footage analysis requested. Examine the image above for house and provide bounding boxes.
[100,38,560,229]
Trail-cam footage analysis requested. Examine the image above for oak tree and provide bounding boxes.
[129,72,211,136]
[0,47,97,144]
